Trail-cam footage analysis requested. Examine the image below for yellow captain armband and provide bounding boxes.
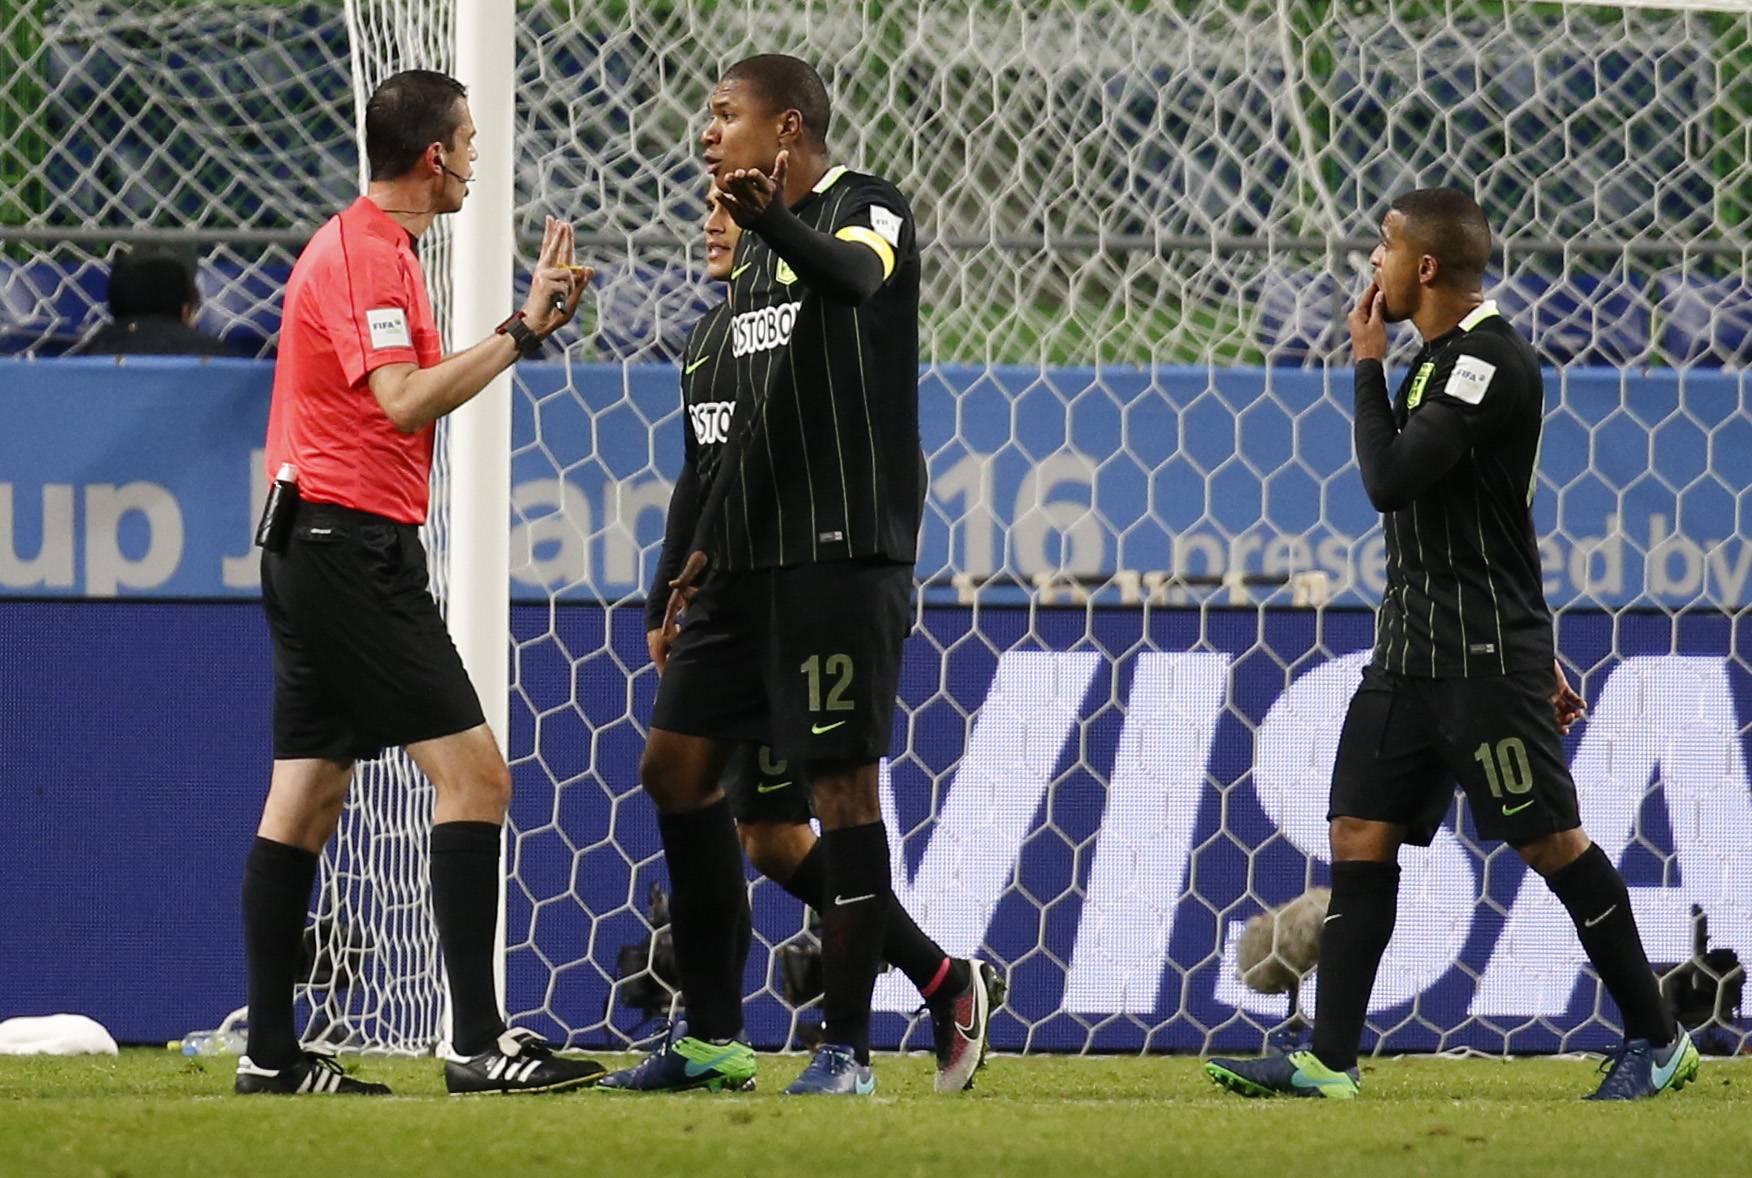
[834,226,895,280]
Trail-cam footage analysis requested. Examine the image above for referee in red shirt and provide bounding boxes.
[235,69,599,1097]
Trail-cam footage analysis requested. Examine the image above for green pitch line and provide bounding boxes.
[1,1050,1749,1178]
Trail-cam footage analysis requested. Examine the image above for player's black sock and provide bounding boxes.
[819,822,892,1065]
[775,842,962,1003]
[1310,859,1400,1072]
[657,800,748,1042]
[430,821,508,1056]
[775,840,827,907]
[1545,843,1675,1047]
[893,911,964,1006]
[241,836,319,1069]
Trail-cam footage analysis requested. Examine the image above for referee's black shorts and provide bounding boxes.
[261,501,484,762]
[650,557,912,768]
[1328,664,1581,847]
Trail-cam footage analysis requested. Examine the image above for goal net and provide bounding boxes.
[496,0,1752,1059]
[7,0,1748,1057]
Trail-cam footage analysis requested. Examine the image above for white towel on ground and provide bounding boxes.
[0,1013,120,1056]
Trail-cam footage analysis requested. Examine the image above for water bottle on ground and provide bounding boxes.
[172,1028,246,1056]
[169,1006,249,1056]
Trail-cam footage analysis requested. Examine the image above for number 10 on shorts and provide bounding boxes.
[1473,737,1533,798]
[801,653,855,715]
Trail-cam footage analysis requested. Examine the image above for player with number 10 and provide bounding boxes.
[1206,189,1700,1102]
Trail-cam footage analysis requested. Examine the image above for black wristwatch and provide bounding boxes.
[495,311,543,359]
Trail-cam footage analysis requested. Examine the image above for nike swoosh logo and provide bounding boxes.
[1502,799,1535,816]
[954,979,987,1037]
[730,262,751,279]
[1584,904,1618,929]
[811,720,847,734]
[1323,914,1342,925]
[755,779,792,794]
[684,354,711,373]
[682,1046,742,1077]
[1651,1037,1690,1087]
[834,893,876,906]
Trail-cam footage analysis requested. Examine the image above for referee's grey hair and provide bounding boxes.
[722,54,832,147]
[365,70,468,182]
[1391,187,1493,289]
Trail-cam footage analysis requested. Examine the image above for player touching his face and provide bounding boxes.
[604,185,1001,1096]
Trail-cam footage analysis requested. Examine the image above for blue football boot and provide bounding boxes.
[782,1044,877,1096]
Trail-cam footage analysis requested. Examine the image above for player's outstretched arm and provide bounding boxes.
[1349,281,1469,512]
[717,152,887,305]
[370,217,592,433]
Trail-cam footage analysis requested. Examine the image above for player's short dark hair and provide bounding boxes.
[1390,187,1493,289]
[364,69,468,182]
[108,250,198,319]
[722,54,832,147]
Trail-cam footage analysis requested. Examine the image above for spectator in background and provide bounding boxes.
[67,250,236,356]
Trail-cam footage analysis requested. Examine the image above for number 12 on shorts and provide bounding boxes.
[801,654,855,727]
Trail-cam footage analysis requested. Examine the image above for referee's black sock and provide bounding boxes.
[430,821,508,1057]
[242,836,319,1069]
[1545,843,1676,1047]
[1310,859,1400,1073]
[657,800,749,1042]
[777,842,966,1004]
[820,822,892,1065]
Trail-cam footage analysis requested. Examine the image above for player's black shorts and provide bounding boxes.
[261,501,484,762]
[650,557,911,766]
[1328,664,1581,847]
[721,743,814,825]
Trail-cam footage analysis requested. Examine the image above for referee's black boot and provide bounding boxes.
[234,1045,392,1095]
[443,1026,606,1096]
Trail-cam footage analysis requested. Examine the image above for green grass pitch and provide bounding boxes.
[2,1050,1749,1177]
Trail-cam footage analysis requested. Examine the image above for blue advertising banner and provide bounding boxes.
[4,358,1750,607]
[5,599,1747,1051]
[0,359,272,598]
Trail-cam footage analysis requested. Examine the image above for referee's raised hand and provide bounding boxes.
[523,215,592,336]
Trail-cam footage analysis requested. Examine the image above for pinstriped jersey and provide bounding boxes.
[705,165,922,570]
[1372,303,1556,678]
[644,302,736,633]
[680,301,735,489]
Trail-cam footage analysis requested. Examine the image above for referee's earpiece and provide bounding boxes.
[437,149,473,186]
